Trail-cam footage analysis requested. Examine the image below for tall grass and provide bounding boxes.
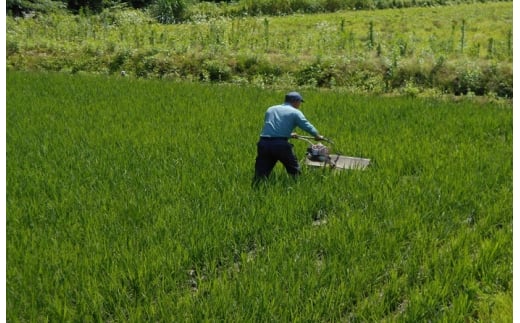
[7,71,512,321]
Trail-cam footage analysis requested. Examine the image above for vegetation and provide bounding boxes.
[7,0,510,18]
[6,2,513,98]
[7,71,512,321]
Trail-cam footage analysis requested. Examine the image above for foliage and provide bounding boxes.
[7,0,65,16]
[6,0,511,19]
[66,0,104,13]
[149,0,191,23]
[7,71,512,321]
[5,2,513,98]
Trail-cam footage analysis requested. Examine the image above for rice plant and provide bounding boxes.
[6,71,512,321]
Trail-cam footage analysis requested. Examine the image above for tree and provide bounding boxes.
[7,0,64,16]
[67,0,103,13]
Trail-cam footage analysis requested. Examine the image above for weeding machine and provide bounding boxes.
[293,135,371,170]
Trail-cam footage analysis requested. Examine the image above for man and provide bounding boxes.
[253,91,324,185]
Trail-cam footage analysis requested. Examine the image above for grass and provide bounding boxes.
[6,71,512,321]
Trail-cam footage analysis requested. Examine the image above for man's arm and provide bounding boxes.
[294,111,320,138]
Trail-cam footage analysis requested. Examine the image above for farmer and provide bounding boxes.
[253,91,324,185]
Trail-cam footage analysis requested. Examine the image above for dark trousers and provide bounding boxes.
[253,138,300,184]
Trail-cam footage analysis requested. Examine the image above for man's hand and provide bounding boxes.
[291,132,299,138]
[315,135,325,141]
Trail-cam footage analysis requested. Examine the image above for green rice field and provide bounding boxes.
[6,71,512,321]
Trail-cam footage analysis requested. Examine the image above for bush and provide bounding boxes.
[6,40,19,56]
[235,55,282,77]
[201,59,232,81]
[150,0,190,23]
[108,49,131,74]
[453,66,484,96]
[99,7,155,26]
[482,63,513,98]
[186,2,223,21]
[296,61,338,88]
[322,0,343,11]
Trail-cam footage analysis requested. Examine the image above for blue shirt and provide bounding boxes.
[260,103,319,138]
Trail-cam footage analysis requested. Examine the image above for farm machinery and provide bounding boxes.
[293,135,371,170]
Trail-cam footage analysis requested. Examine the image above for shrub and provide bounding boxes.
[108,49,131,74]
[201,59,232,81]
[186,1,223,21]
[482,63,513,98]
[235,55,282,77]
[322,0,343,11]
[99,7,155,26]
[453,65,484,96]
[6,39,19,56]
[150,0,190,23]
[296,61,338,88]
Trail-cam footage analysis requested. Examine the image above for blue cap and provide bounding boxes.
[285,91,304,103]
